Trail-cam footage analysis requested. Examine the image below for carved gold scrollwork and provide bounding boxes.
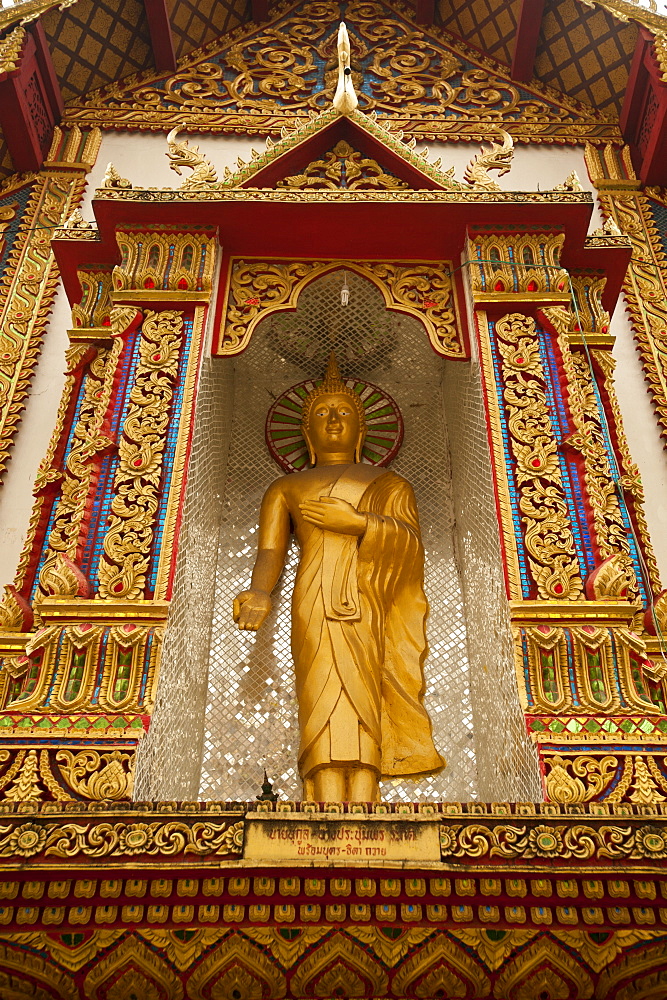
[541,305,637,580]
[0,585,33,632]
[56,750,134,800]
[548,754,619,804]
[36,304,143,603]
[0,816,245,859]
[586,553,639,601]
[65,1,618,142]
[439,819,665,860]
[278,139,409,191]
[495,313,583,600]
[37,551,92,603]
[219,258,464,358]
[98,310,184,600]
[546,752,667,806]
[0,747,76,802]
[570,356,633,569]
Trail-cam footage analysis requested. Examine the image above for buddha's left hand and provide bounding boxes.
[299,497,367,535]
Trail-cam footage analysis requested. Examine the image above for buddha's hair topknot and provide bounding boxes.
[301,352,367,433]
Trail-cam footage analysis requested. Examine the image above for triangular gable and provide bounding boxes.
[225,109,464,191]
[63,0,622,144]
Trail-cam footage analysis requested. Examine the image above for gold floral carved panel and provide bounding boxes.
[216,258,466,359]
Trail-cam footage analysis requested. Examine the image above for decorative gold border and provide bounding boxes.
[154,304,209,600]
[471,307,523,601]
[216,257,465,359]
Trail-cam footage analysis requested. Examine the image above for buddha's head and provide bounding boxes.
[301,353,366,465]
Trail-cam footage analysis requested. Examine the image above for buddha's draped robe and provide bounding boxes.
[292,464,445,779]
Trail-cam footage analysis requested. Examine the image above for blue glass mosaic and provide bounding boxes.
[147,315,194,595]
[648,197,667,259]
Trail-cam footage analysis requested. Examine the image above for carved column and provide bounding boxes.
[0,223,219,803]
[466,225,667,804]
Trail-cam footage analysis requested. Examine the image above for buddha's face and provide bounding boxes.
[307,392,362,458]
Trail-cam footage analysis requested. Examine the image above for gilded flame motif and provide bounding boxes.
[98,310,184,600]
[495,313,584,600]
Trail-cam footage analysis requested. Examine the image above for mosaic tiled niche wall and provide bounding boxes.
[138,270,540,801]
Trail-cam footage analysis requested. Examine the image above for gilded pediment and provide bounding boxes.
[221,109,469,192]
[276,139,411,192]
[63,0,622,143]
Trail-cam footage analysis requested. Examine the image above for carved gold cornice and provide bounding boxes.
[36,599,170,625]
[510,600,641,625]
[92,187,593,206]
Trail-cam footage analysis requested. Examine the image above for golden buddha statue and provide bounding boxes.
[233,354,444,802]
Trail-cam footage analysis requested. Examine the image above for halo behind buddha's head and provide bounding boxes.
[301,352,367,465]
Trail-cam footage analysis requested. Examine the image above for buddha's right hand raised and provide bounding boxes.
[233,590,272,631]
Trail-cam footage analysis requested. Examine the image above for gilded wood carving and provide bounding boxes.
[62,0,622,143]
[218,258,464,357]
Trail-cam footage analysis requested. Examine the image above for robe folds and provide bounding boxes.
[292,464,445,779]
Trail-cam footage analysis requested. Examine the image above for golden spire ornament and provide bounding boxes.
[332,22,358,115]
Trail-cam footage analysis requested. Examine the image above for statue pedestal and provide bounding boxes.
[243,811,441,864]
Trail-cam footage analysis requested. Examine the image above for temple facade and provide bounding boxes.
[1,0,667,996]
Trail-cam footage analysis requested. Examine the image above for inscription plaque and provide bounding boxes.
[243,812,441,863]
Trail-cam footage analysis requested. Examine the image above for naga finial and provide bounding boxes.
[463,129,514,192]
[332,22,358,115]
[166,128,218,189]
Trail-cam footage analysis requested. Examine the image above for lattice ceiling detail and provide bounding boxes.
[0,0,663,122]
[169,0,251,62]
[40,0,153,102]
[535,0,638,116]
[437,0,520,68]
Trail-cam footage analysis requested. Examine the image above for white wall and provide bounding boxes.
[80,131,262,216]
[423,140,605,229]
[0,281,69,589]
[612,299,667,584]
[0,132,665,591]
